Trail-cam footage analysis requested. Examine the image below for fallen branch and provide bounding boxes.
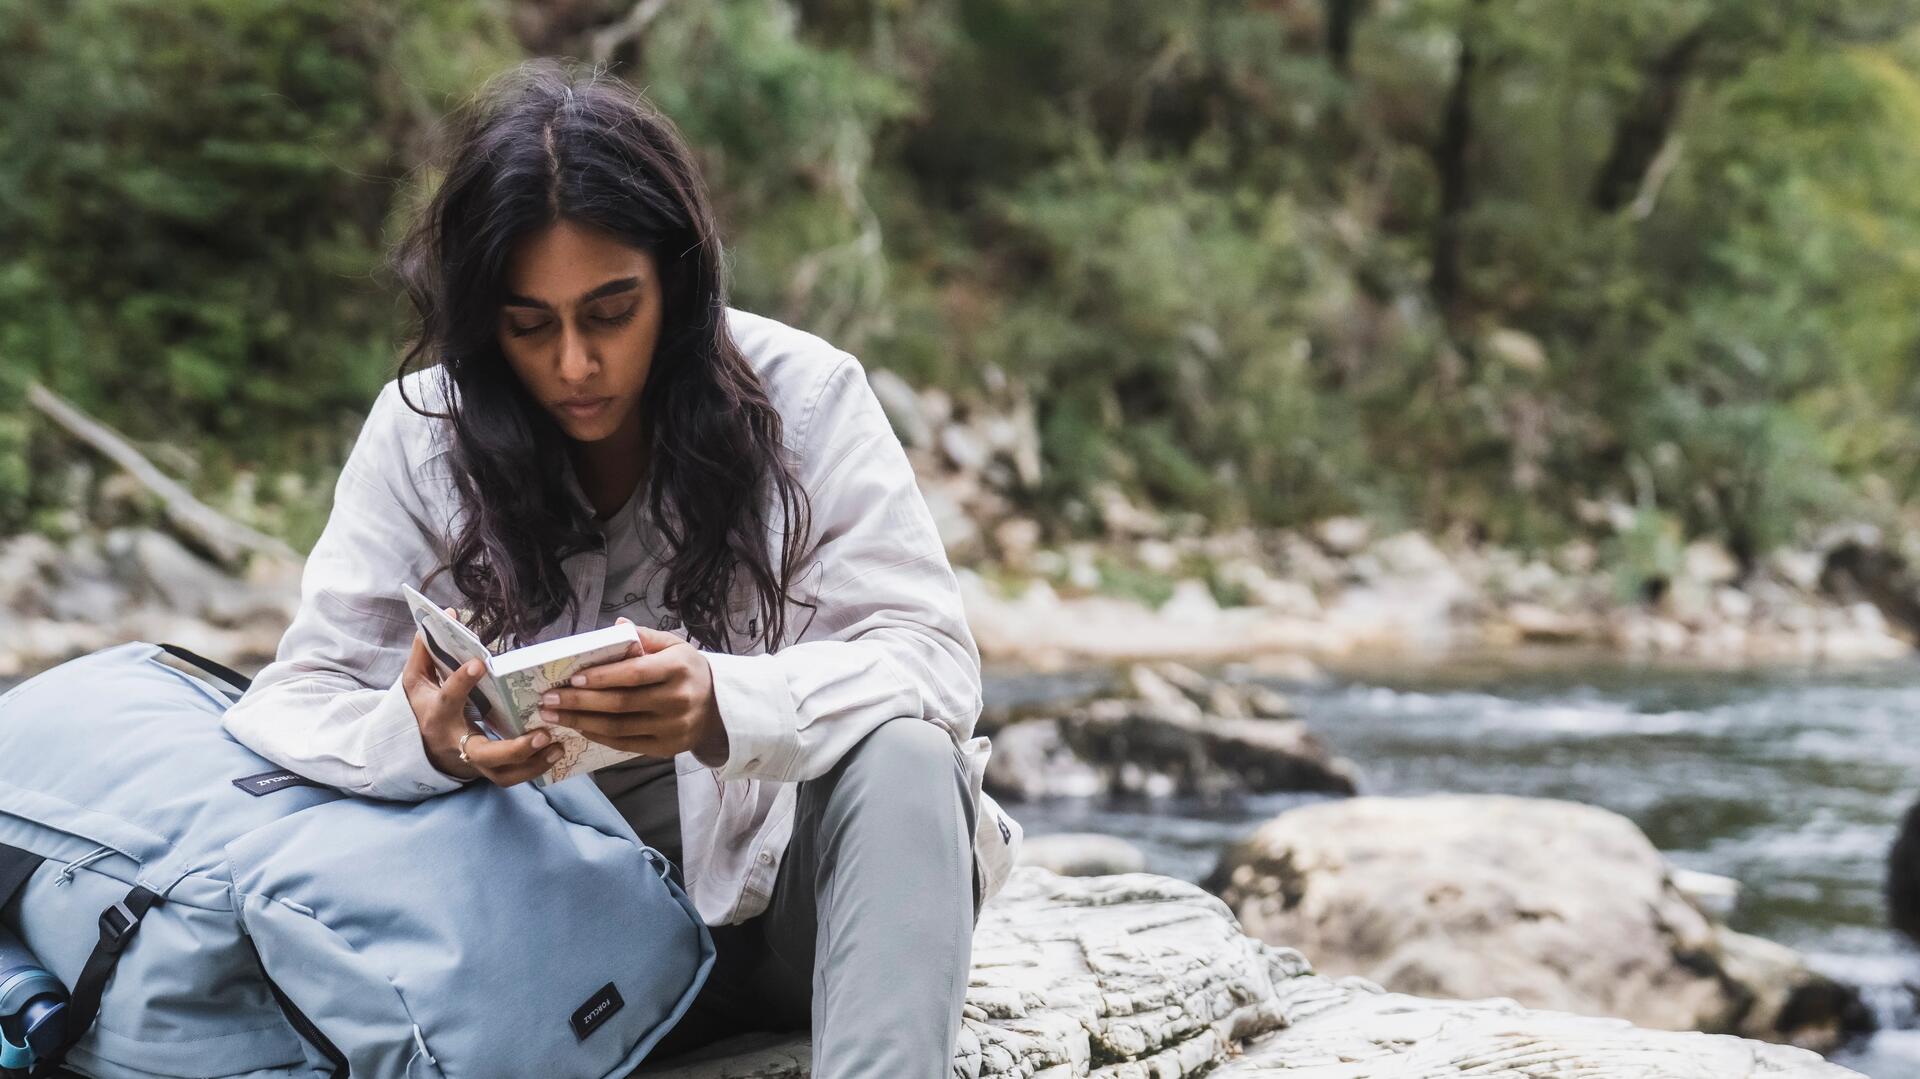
[590,0,670,66]
[25,380,300,570]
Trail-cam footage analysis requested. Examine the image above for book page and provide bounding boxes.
[496,632,643,785]
[399,583,519,739]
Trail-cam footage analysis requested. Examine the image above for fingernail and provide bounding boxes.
[540,707,557,723]
[570,674,585,687]
[540,691,558,705]
[617,616,630,624]
[546,748,564,763]
[531,731,551,748]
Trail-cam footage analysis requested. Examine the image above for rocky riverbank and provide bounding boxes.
[637,868,1863,1078]
[975,661,1870,1059]
[5,514,1917,682]
[1206,794,1869,1054]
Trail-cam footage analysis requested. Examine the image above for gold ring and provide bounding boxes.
[457,730,477,764]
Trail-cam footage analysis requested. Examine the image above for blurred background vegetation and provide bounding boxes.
[6,0,1920,572]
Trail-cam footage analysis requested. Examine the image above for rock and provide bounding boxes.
[1671,866,1741,918]
[635,869,1861,1079]
[939,424,990,473]
[981,720,1105,801]
[865,367,932,448]
[1218,985,1864,1077]
[102,527,278,626]
[1771,548,1826,593]
[1158,579,1220,622]
[1015,833,1148,877]
[1501,601,1593,643]
[919,481,983,562]
[1062,696,1358,801]
[1820,537,1920,641]
[1204,794,1866,1053]
[1685,540,1743,586]
[1885,793,1920,947]
[1093,485,1164,539]
[1484,326,1548,372]
[0,533,62,614]
[990,518,1041,569]
[1313,516,1371,556]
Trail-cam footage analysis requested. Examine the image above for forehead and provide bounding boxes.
[502,219,653,300]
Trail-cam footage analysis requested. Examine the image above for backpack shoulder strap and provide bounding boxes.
[153,644,252,696]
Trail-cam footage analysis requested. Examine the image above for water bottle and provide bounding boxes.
[0,923,66,1073]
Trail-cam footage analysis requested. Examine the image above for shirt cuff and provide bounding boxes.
[360,677,473,801]
[701,651,800,782]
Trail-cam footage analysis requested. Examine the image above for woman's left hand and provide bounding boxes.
[538,618,729,763]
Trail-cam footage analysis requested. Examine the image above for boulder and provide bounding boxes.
[982,720,1105,801]
[1015,833,1147,877]
[982,664,1359,802]
[865,367,932,448]
[635,869,1861,1078]
[1204,794,1867,1053]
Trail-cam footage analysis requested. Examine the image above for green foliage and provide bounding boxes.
[11,0,1920,564]
[0,0,517,532]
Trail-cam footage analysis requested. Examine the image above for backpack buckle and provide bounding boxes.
[97,901,141,954]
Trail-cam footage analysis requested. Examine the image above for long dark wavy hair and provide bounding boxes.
[390,59,810,654]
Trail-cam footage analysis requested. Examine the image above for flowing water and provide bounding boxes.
[6,653,1919,1072]
[987,653,1920,1077]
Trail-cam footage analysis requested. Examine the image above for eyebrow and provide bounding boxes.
[502,276,642,310]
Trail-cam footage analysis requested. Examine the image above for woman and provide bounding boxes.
[221,58,1018,1078]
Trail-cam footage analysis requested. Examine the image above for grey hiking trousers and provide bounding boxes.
[639,716,982,1077]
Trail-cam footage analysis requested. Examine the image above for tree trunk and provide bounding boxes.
[1428,0,1484,318]
[1325,0,1368,75]
[1591,24,1709,214]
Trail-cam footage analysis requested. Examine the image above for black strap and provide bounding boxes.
[154,643,252,695]
[26,885,158,1079]
[0,844,43,910]
[261,965,348,1077]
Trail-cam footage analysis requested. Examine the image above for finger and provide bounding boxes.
[543,686,647,714]
[547,707,678,741]
[569,651,680,690]
[438,656,488,708]
[463,729,558,770]
[570,726,675,756]
[633,625,683,653]
[475,755,553,787]
[402,631,429,689]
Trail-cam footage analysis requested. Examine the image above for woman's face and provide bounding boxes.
[497,218,663,444]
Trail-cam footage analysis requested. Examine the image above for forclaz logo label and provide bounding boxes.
[231,770,329,797]
[570,982,625,1041]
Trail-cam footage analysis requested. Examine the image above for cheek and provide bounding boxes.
[498,338,546,386]
[621,319,663,388]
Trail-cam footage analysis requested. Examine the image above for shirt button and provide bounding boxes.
[757,851,773,865]
[416,782,434,792]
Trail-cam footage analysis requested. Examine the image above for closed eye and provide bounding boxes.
[505,307,636,338]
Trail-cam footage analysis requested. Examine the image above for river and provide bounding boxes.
[5,652,1918,1072]
[987,652,1920,1076]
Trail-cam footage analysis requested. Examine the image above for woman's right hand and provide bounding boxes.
[402,612,564,787]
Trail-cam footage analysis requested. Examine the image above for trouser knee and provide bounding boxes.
[801,718,968,832]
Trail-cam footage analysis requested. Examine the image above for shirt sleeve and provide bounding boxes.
[222,380,474,802]
[695,354,983,783]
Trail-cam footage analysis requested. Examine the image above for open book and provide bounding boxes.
[401,583,645,786]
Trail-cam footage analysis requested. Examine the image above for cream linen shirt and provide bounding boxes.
[222,307,1022,925]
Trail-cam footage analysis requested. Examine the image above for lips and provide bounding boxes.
[557,396,611,419]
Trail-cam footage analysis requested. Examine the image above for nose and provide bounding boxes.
[556,321,596,384]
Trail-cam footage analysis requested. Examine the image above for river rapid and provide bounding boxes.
[4,652,1918,1072]
[987,652,1920,1077]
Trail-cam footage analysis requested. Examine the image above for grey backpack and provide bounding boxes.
[0,640,713,1078]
